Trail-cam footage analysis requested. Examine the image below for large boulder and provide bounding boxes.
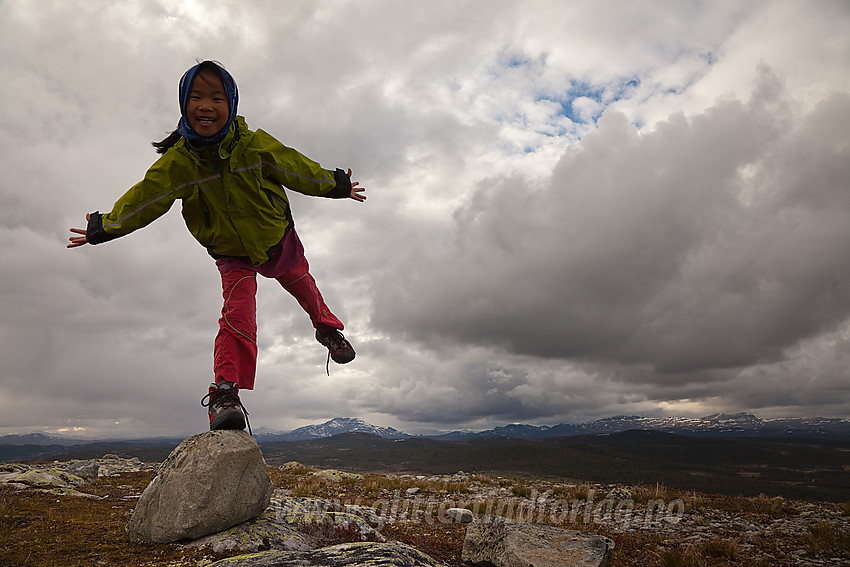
[126,430,273,543]
[462,516,615,567]
[207,541,446,567]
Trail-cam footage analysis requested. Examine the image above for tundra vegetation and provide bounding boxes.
[1,460,848,566]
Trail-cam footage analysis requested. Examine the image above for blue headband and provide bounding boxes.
[176,61,239,145]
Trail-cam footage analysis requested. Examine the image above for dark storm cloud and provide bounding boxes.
[372,67,850,380]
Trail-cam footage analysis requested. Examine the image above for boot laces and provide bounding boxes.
[319,330,349,375]
[324,332,349,353]
[201,385,252,436]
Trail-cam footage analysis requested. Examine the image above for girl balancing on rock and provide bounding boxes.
[68,60,366,433]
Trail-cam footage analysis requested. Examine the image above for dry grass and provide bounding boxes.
[712,493,793,517]
[806,520,850,556]
[654,538,740,567]
[381,522,467,566]
[631,482,670,503]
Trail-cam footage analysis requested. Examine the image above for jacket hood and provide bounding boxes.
[176,61,239,146]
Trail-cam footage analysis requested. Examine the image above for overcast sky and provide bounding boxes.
[2,0,849,439]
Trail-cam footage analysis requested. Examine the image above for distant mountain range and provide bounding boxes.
[252,417,410,442]
[247,413,850,442]
[428,413,850,440]
[0,433,70,446]
[3,413,849,451]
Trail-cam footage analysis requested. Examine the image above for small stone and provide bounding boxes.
[443,507,474,524]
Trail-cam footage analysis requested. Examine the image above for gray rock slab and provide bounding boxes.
[65,460,101,480]
[126,430,273,544]
[207,541,446,567]
[1,468,85,489]
[186,492,385,554]
[462,516,615,567]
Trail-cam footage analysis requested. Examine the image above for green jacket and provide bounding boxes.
[87,116,350,265]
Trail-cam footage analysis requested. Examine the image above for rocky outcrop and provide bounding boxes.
[462,515,615,567]
[126,430,273,544]
[207,541,446,567]
[0,455,153,498]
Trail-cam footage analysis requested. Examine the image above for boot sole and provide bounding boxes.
[331,351,356,364]
[210,408,246,431]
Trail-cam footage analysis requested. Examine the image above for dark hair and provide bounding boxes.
[152,61,230,154]
[152,130,182,154]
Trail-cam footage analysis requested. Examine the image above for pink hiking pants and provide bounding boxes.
[213,230,343,390]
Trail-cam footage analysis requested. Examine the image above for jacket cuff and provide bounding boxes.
[86,211,120,245]
[323,168,352,199]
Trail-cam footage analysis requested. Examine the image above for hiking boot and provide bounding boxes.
[200,380,248,432]
[316,329,356,365]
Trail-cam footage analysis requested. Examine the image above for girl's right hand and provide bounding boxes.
[67,213,90,248]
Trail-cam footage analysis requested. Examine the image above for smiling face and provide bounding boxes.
[185,69,229,137]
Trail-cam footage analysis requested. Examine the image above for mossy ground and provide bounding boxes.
[0,472,240,567]
[1,466,848,566]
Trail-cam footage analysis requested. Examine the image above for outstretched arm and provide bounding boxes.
[346,168,367,203]
[67,213,91,248]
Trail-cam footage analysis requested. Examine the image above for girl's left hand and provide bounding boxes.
[346,168,366,202]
